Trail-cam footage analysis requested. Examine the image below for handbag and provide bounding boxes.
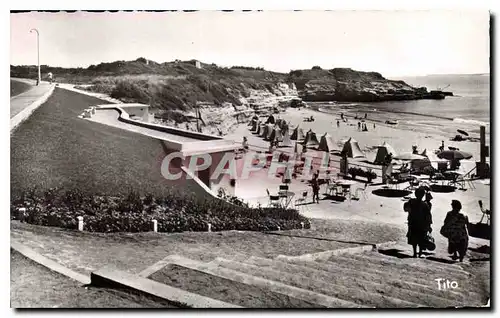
[424,232,436,251]
[440,224,451,238]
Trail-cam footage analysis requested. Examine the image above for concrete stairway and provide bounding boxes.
[151,245,487,308]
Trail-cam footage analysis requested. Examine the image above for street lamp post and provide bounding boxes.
[30,28,41,85]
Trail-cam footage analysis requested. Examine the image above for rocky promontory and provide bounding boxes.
[287,67,439,102]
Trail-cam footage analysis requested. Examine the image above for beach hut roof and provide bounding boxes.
[258,123,267,137]
[290,126,305,141]
[266,114,276,124]
[280,129,292,147]
[269,126,283,142]
[341,138,365,158]
[374,142,397,165]
[318,133,337,152]
[303,129,320,147]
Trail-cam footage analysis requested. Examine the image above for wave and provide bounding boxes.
[453,118,490,126]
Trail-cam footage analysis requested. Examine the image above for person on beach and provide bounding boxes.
[311,174,320,204]
[439,140,445,152]
[441,200,469,262]
[373,123,376,129]
[412,145,419,154]
[358,122,361,130]
[403,186,433,258]
[340,113,344,120]
[365,113,367,119]
[242,136,249,151]
[337,120,340,127]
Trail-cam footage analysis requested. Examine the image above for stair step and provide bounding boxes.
[234,255,463,307]
[148,262,315,308]
[371,249,469,273]
[163,255,361,308]
[332,252,471,279]
[280,256,467,302]
[326,253,483,305]
[212,257,421,308]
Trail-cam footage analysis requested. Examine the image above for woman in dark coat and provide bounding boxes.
[442,200,469,262]
[403,187,433,257]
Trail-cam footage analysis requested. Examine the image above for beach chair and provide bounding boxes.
[351,183,369,201]
[478,200,490,225]
[266,189,281,208]
[278,184,289,198]
[294,191,310,212]
[343,186,351,201]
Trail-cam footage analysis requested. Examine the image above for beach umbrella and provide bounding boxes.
[393,153,426,161]
[266,114,276,124]
[437,150,473,160]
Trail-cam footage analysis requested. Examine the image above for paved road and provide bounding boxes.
[10,80,52,118]
[10,87,170,196]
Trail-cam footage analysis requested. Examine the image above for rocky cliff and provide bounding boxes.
[11,59,440,110]
[287,68,431,102]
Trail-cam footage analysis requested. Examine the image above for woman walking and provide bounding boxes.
[403,187,433,258]
[441,200,469,262]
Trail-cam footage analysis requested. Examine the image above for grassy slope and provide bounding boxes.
[10,87,170,197]
[10,250,175,308]
[10,80,32,97]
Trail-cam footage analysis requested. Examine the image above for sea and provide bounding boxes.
[314,74,490,142]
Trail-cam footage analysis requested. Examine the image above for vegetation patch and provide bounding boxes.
[11,188,310,233]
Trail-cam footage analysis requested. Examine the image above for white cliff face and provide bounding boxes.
[239,82,299,109]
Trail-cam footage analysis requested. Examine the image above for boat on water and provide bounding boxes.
[385,120,398,125]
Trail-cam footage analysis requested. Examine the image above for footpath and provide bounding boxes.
[10,79,55,132]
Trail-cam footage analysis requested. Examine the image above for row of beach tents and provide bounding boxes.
[249,115,456,171]
[249,115,367,158]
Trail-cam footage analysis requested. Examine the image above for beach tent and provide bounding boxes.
[248,118,256,127]
[293,142,304,157]
[251,120,260,132]
[341,138,366,158]
[266,114,276,125]
[290,126,305,141]
[374,142,397,165]
[269,127,283,142]
[258,124,267,137]
[420,149,428,157]
[280,129,292,147]
[303,129,320,148]
[318,133,337,152]
[264,124,274,140]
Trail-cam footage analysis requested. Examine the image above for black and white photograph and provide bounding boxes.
[8,8,491,309]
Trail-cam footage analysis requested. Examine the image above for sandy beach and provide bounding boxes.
[225,106,488,175]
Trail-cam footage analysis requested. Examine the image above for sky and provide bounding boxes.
[10,10,490,77]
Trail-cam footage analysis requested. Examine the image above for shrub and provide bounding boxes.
[11,188,309,233]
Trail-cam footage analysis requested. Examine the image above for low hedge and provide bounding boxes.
[10,188,310,233]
